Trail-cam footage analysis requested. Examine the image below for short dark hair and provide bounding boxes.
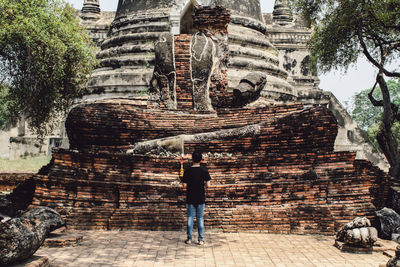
[192,151,202,163]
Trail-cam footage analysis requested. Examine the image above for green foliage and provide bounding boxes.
[291,0,400,74]
[350,78,400,147]
[0,84,14,129]
[0,0,97,135]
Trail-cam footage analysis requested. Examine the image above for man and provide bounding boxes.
[181,150,211,245]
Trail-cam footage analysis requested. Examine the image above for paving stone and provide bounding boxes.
[33,230,393,267]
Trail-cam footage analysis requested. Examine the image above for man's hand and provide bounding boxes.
[206,181,210,188]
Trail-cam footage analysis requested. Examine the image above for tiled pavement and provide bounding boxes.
[35,230,393,267]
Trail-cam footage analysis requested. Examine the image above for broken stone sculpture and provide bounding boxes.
[0,206,65,266]
[386,245,400,267]
[376,208,400,239]
[336,217,378,248]
[150,27,218,111]
[150,32,266,110]
[149,6,231,112]
[233,72,267,107]
[150,32,177,109]
[191,32,216,111]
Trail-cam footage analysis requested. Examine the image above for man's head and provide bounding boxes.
[192,151,202,163]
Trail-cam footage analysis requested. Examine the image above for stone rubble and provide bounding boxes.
[336,217,378,248]
[0,207,64,266]
[377,208,400,240]
[386,245,400,267]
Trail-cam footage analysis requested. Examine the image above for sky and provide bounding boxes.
[68,0,398,106]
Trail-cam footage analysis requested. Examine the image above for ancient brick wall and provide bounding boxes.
[65,100,304,152]
[174,34,193,110]
[0,173,33,192]
[26,7,389,235]
[32,104,389,234]
[193,6,230,36]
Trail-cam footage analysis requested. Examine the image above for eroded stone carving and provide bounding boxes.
[150,6,230,111]
[386,245,400,267]
[191,32,216,111]
[0,207,65,266]
[336,217,378,248]
[233,72,267,107]
[377,208,400,239]
[150,32,177,109]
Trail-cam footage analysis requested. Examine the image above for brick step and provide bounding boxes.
[66,105,328,152]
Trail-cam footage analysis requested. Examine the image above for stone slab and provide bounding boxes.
[43,231,83,248]
[34,230,392,267]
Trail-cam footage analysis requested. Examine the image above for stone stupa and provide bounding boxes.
[85,0,295,102]
[6,0,388,171]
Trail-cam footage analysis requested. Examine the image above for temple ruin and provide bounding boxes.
[16,0,389,234]
[2,0,393,234]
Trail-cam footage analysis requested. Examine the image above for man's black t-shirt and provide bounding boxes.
[182,166,211,205]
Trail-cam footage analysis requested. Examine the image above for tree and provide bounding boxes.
[350,78,400,148]
[292,0,400,178]
[0,0,97,135]
[0,84,13,129]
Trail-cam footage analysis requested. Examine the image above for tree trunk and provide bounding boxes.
[375,74,400,179]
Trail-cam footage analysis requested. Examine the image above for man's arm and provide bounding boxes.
[205,169,211,188]
[181,168,188,183]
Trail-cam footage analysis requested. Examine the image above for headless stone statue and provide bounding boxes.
[151,31,216,111]
[190,32,216,111]
[150,32,177,109]
[150,6,264,111]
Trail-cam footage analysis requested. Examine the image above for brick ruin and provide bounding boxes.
[23,5,390,234]
[3,0,388,175]
[31,100,388,233]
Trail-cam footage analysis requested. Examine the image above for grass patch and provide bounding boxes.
[0,156,51,173]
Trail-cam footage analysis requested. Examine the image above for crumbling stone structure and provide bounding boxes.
[22,4,390,234]
[78,0,114,47]
[4,0,388,173]
[150,6,231,111]
[84,0,294,102]
[265,0,320,92]
[30,98,389,233]
[2,0,393,236]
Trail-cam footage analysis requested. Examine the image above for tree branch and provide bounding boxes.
[367,80,382,107]
[358,32,400,78]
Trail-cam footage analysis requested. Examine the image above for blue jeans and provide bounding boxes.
[186,204,205,242]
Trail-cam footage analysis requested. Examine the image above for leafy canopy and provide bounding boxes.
[0,0,97,135]
[292,0,400,75]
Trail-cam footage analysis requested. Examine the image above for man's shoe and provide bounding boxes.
[185,239,192,244]
[197,240,204,246]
